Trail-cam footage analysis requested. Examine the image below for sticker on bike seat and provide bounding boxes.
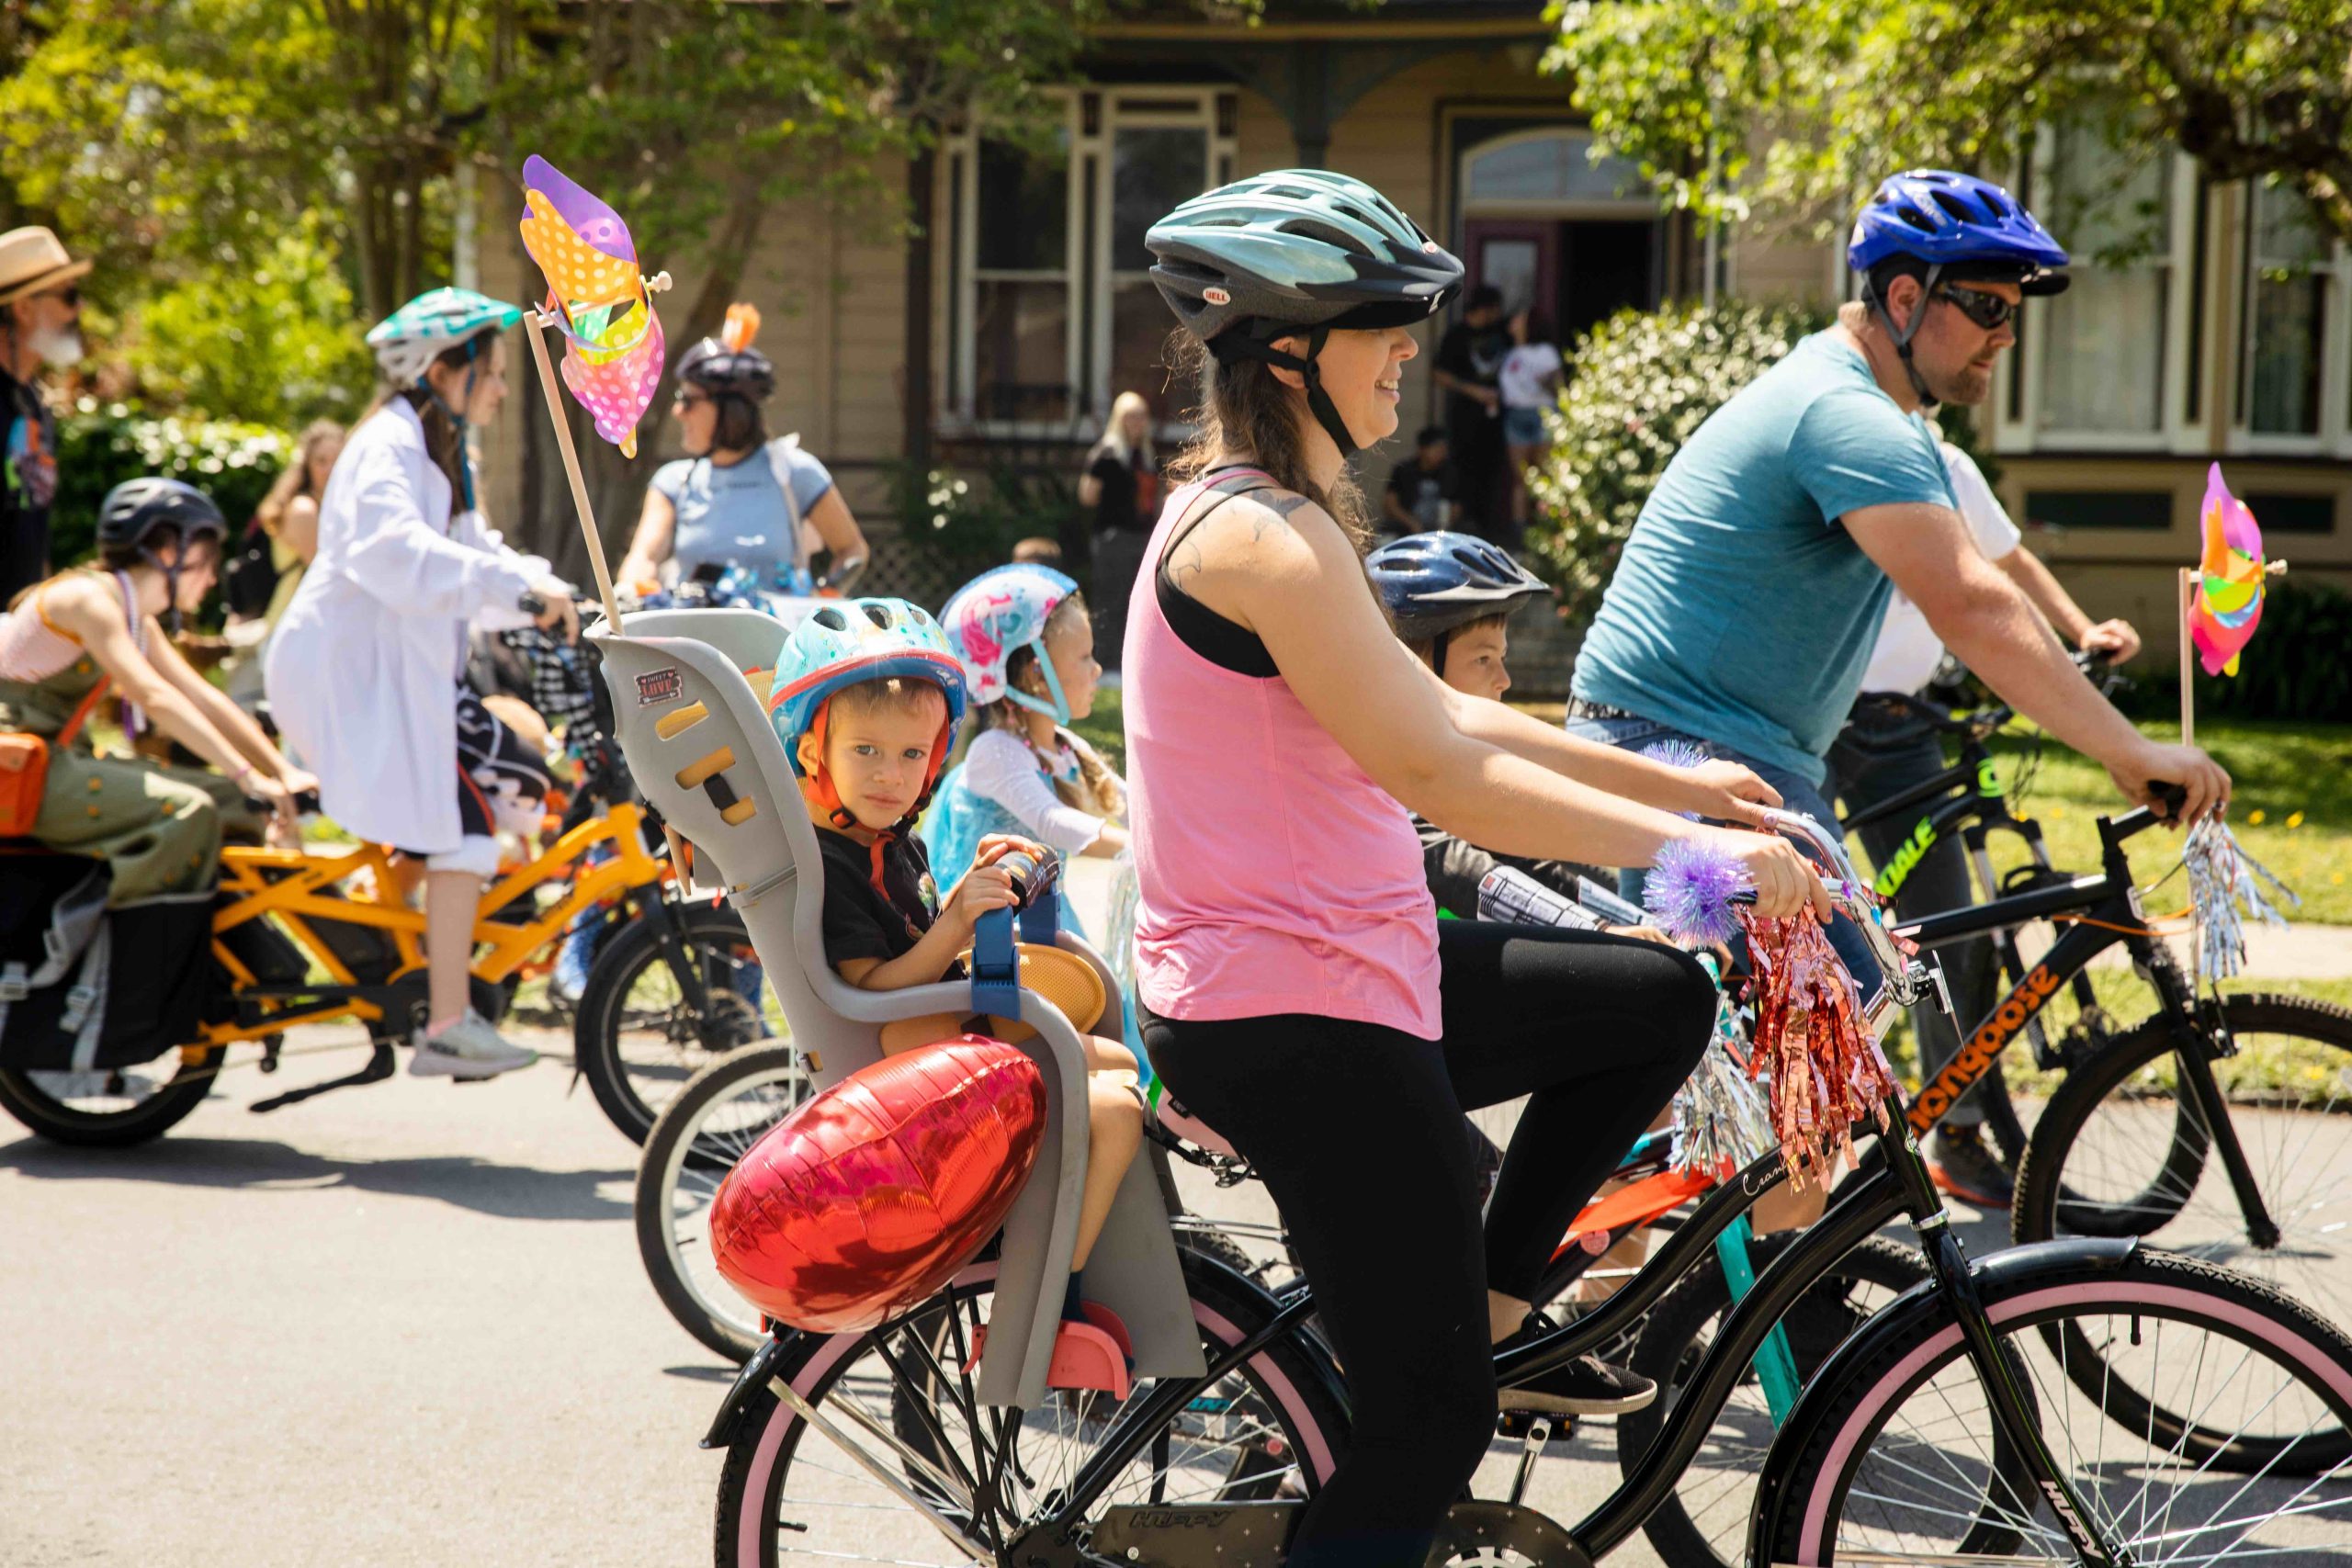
[637,669,684,705]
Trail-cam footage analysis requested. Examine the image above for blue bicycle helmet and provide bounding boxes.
[767,598,967,830]
[1367,532,1550,672]
[1848,170,2067,407]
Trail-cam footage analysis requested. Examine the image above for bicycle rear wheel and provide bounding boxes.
[1755,1248,2352,1568]
[712,1252,1348,1568]
[0,1045,222,1145]
[2015,992,2352,1470]
[636,1043,814,1362]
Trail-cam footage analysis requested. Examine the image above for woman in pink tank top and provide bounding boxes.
[1127,172,1828,1568]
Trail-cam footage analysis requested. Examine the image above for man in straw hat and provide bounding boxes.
[0,226,92,604]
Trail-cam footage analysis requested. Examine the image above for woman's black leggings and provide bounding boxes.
[1142,921,1716,1568]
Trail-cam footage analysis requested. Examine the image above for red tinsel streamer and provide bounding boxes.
[1736,908,1902,1190]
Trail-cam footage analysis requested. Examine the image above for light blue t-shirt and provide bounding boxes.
[1572,331,1955,784]
[652,439,836,582]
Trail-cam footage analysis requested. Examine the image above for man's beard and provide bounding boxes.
[27,321,84,367]
[1931,361,1995,407]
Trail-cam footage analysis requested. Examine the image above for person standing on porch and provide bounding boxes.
[1431,284,1510,542]
[1076,389,1159,675]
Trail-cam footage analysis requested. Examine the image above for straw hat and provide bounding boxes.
[0,227,92,307]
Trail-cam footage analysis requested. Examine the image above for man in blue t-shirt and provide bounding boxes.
[1567,170,2230,1201]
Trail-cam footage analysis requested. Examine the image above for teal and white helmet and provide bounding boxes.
[368,287,524,385]
[1147,171,1462,455]
[1148,170,1463,345]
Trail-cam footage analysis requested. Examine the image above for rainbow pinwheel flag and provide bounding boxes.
[517,154,663,458]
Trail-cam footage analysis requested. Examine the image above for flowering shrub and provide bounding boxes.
[51,400,292,563]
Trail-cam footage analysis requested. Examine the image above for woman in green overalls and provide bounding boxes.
[0,479,313,903]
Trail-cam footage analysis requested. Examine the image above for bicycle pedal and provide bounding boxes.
[1495,1407,1575,1441]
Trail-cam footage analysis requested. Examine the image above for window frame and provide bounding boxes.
[1996,130,2200,456]
[2228,175,2352,458]
[944,87,1236,440]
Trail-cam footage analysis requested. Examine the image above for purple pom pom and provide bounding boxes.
[1641,739,1711,819]
[1645,837,1752,946]
[1641,739,1713,773]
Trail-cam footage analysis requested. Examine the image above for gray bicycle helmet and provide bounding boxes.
[98,477,228,632]
[1367,531,1549,672]
[1148,170,1464,457]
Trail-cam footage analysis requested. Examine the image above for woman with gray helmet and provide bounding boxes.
[1127,169,1825,1568]
[614,304,868,593]
[0,478,311,901]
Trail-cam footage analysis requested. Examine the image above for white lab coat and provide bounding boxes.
[266,399,547,854]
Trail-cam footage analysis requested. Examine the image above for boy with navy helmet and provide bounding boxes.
[1566,168,2230,1202]
[768,597,1143,1321]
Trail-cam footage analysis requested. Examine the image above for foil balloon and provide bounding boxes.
[2192,464,2267,677]
[517,154,664,458]
[709,1036,1046,1334]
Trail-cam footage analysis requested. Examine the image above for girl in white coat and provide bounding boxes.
[266,288,576,1079]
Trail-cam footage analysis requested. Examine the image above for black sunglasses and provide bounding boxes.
[673,388,709,408]
[1934,284,2018,332]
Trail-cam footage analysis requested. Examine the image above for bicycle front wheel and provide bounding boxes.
[713,1252,1348,1568]
[2015,992,2352,1470]
[575,898,775,1144]
[637,1043,814,1362]
[1756,1247,2352,1568]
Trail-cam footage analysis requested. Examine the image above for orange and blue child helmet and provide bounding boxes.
[768,599,967,828]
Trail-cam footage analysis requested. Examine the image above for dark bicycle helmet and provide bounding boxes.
[675,301,775,401]
[1148,170,1464,457]
[97,477,229,632]
[1848,170,2067,407]
[1368,531,1550,672]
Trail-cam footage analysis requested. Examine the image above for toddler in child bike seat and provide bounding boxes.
[768,596,1146,1330]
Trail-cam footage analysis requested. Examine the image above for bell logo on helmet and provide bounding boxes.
[1422,240,1442,253]
[1203,286,1231,306]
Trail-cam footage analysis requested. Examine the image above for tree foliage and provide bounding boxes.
[1549,0,2352,246]
[0,0,1098,427]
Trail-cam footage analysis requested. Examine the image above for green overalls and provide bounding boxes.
[0,652,251,906]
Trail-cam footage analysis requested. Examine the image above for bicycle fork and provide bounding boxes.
[1894,1133,2135,1568]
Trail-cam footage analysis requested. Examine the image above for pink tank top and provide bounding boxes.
[1123,472,1441,1039]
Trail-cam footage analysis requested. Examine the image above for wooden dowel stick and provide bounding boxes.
[523,307,626,630]
[2178,567,2195,750]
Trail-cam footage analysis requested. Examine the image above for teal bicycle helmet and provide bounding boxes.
[1148,170,1463,457]
[767,598,967,830]
[368,287,524,510]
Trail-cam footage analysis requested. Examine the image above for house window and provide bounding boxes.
[950,91,1233,433]
[2240,178,2338,438]
[2033,120,2173,438]
[971,135,1071,423]
[1463,129,1645,207]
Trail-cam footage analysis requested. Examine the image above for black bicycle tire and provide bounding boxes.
[712,1251,1351,1568]
[1755,1248,2352,1567]
[1619,1232,1931,1568]
[2013,991,2352,1472]
[575,898,768,1145]
[636,1042,810,1364]
[0,1045,223,1146]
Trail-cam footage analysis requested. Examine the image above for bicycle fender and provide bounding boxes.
[702,1331,793,1450]
[1744,1235,2140,1567]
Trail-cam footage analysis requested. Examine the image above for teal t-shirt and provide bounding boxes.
[1571,330,1955,784]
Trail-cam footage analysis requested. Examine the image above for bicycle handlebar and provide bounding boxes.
[1758,807,1933,1008]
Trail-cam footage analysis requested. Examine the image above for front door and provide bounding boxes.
[1463,220,1556,319]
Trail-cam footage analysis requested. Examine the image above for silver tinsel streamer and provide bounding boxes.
[2182,817,2300,983]
[1103,852,1141,998]
[1669,998,1777,1178]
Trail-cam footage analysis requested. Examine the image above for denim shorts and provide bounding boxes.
[1560,711,1887,1007]
[1502,405,1546,446]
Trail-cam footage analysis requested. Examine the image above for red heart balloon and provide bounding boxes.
[709,1035,1047,1334]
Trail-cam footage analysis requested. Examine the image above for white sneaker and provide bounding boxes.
[411,1010,538,1079]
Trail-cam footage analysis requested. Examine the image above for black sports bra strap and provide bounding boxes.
[1156,468,1279,581]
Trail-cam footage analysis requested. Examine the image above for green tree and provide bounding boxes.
[1549,0,2352,245]
[0,0,1098,430]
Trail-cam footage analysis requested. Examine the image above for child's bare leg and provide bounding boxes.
[879,1013,975,1055]
[1069,1074,1144,1271]
[1752,1171,1830,1234]
[1083,1034,1137,1076]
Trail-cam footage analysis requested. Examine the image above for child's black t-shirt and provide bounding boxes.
[816,826,966,980]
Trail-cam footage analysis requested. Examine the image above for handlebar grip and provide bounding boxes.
[245,788,322,814]
[995,850,1039,907]
[2149,780,2188,819]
